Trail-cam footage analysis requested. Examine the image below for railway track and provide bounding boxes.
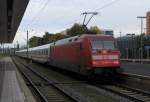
[13,56,150,102]
[93,73,150,102]
[14,57,131,102]
[98,84,150,102]
[12,57,76,102]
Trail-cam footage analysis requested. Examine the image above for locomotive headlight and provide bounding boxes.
[113,60,119,64]
[92,61,98,65]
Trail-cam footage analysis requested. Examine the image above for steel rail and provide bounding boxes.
[13,57,90,102]
[12,57,49,102]
[99,84,150,102]
[12,57,75,102]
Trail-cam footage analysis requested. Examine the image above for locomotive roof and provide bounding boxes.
[81,34,113,37]
[54,34,112,45]
[55,35,79,45]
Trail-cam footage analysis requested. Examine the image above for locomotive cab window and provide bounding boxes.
[91,40,115,50]
[91,41,103,50]
[103,41,115,50]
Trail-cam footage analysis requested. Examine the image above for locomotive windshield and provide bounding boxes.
[91,40,115,50]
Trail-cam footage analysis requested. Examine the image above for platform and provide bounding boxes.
[121,62,150,76]
[0,57,36,102]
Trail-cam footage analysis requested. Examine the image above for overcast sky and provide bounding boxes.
[5,0,150,47]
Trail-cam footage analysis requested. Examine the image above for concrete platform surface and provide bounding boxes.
[0,57,25,102]
[0,57,36,102]
[121,62,150,76]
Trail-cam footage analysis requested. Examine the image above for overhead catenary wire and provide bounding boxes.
[27,0,51,29]
[95,0,121,11]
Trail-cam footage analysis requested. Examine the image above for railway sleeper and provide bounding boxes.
[141,98,150,102]
[120,91,137,95]
[102,85,150,102]
[129,94,145,97]
[46,96,69,101]
[134,95,149,98]
[136,98,150,102]
[128,94,150,102]
[26,82,50,86]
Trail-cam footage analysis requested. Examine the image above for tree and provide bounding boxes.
[42,32,65,44]
[53,33,65,41]
[42,32,54,44]
[66,23,85,36]
[29,36,42,47]
[87,26,101,34]
[66,23,101,36]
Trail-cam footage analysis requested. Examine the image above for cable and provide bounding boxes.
[27,0,51,29]
[95,0,121,11]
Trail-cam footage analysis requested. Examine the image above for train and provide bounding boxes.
[16,34,121,76]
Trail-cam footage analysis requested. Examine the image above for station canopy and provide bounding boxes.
[0,0,29,43]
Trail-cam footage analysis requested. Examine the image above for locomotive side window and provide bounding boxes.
[74,38,78,41]
[69,39,72,42]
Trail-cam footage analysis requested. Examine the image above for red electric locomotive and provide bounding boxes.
[50,34,121,76]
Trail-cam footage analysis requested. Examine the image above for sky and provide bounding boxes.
[4,0,150,47]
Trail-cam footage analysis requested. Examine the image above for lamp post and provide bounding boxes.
[137,16,146,60]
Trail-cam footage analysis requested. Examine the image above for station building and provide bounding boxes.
[146,11,150,35]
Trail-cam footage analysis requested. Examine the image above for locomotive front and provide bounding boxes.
[83,35,121,75]
[91,39,120,68]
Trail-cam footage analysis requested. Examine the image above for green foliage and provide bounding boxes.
[53,33,65,41]
[87,26,101,34]
[66,23,85,36]
[42,32,53,44]
[29,36,42,47]
[29,32,65,47]
[66,23,101,36]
